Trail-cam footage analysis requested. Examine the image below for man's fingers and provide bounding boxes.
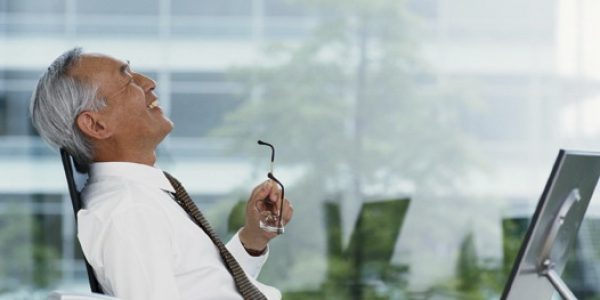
[281,198,293,225]
[251,180,272,201]
[269,185,282,203]
[252,180,281,204]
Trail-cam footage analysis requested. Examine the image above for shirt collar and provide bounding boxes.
[88,162,175,193]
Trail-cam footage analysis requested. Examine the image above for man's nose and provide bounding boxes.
[133,73,156,93]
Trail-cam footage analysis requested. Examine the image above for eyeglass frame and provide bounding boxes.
[258,140,285,234]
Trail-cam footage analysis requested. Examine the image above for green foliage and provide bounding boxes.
[455,232,482,297]
[214,0,477,297]
[224,197,411,299]
[501,218,528,280]
[0,204,60,292]
[282,199,410,299]
[227,200,247,233]
[215,0,473,195]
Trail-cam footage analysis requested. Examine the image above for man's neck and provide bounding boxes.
[94,147,157,166]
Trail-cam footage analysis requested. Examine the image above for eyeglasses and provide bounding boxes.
[258,140,285,234]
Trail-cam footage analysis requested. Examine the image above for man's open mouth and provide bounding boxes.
[148,100,159,109]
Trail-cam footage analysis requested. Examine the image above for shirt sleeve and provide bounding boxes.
[225,230,269,279]
[98,205,182,300]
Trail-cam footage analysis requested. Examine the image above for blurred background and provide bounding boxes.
[3,0,600,299]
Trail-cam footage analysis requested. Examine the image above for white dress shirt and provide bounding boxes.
[77,162,281,300]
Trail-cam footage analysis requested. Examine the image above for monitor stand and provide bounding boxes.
[537,188,581,300]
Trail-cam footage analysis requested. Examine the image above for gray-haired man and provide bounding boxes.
[30,48,293,300]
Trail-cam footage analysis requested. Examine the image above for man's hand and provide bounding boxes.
[239,180,293,254]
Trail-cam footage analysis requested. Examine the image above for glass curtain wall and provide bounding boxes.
[2,0,600,299]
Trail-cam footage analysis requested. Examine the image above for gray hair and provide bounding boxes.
[30,47,106,172]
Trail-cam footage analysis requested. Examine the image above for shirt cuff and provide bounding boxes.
[226,230,269,278]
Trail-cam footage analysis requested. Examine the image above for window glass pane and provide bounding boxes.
[5,22,64,36]
[5,0,600,299]
[264,0,308,17]
[407,0,438,18]
[171,0,252,16]
[3,92,33,136]
[77,0,158,15]
[0,194,63,291]
[75,21,159,37]
[170,0,253,37]
[170,92,242,137]
[0,94,7,135]
[0,0,64,14]
[0,1,64,35]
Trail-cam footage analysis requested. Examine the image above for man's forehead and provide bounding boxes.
[68,53,126,79]
[80,53,125,67]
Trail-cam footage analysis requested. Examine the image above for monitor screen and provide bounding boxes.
[502,150,600,299]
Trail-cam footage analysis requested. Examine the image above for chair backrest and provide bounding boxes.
[59,148,104,294]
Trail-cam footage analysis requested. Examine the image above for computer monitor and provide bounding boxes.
[502,150,600,300]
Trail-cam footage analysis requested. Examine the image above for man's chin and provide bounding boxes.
[157,119,174,141]
[165,118,174,132]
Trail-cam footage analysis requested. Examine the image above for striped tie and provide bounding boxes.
[163,171,268,300]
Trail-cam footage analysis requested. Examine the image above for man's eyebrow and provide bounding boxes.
[119,60,131,75]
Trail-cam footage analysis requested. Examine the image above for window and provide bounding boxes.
[4,0,600,299]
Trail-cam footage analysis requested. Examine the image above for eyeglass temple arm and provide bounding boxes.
[258,140,275,173]
[268,172,285,229]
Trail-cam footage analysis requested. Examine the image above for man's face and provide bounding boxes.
[70,53,174,152]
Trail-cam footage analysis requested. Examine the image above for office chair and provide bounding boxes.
[59,148,104,294]
[47,291,118,300]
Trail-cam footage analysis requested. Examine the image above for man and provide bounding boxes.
[30,48,293,299]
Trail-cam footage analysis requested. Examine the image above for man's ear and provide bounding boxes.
[76,111,111,140]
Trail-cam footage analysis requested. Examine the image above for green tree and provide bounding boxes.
[455,232,483,299]
[217,0,472,194]
[214,0,475,297]
[0,204,60,293]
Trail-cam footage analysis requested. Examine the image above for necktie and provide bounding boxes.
[163,172,268,300]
